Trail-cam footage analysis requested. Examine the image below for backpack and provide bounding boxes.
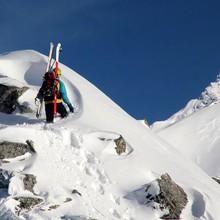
[42,71,59,98]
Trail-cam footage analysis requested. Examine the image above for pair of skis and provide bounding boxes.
[36,42,62,118]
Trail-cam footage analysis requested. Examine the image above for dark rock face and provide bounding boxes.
[213,177,220,184]
[0,84,32,114]
[146,173,188,219]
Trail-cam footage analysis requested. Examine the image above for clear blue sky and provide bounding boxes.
[1,1,220,123]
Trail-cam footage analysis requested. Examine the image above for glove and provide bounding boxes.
[35,97,39,106]
[68,103,74,113]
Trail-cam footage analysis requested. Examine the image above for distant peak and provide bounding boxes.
[151,74,220,131]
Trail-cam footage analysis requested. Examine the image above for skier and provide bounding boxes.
[35,68,74,123]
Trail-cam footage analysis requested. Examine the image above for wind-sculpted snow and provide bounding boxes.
[0,50,46,86]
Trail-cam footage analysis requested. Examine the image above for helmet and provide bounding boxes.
[53,68,61,75]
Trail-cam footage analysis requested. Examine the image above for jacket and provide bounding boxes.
[37,80,71,106]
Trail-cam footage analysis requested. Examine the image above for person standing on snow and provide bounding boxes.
[35,68,74,123]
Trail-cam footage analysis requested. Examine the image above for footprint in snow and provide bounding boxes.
[91,181,105,194]
[109,208,121,219]
[85,151,99,164]
[85,164,109,184]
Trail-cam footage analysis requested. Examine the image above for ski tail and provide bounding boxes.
[54,43,62,116]
[36,97,43,118]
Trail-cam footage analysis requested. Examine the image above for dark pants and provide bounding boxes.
[45,103,68,122]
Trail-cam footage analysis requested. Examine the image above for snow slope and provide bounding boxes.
[152,75,220,180]
[0,50,220,220]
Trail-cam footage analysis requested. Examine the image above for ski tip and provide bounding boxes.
[57,43,62,52]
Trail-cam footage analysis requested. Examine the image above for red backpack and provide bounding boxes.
[43,71,59,97]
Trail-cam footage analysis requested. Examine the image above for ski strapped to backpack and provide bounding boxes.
[36,42,62,118]
[36,42,54,118]
[46,42,54,72]
[53,43,62,116]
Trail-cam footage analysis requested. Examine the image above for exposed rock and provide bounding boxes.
[0,170,37,193]
[114,135,126,155]
[48,204,60,210]
[97,133,128,155]
[0,140,35,160]
[98,137,111,141]
[65,198,72,203]
[146,173,188,219]
[0,171,39,218]
[0,84,32,114]
[26,140,36,153]
[14,197,43,216]
[23,174,37,194]
[212,177,220,184]
[143,119,149,127]
[0,169,13,188]
[72,189,82,196]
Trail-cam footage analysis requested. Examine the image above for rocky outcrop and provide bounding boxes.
[23,174,37,194]
[0,139,75,218]
[146,173,188,219]
[0,171,37,195]
[0,139,40,217]
[0,140,35,160]
[14,197,43,216]
[0,169,39,217]
[0,84,32,114]
[114,135,126,155]
[0,169,13,188]
[97,132,129,155]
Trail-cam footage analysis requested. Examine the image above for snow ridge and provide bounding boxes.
[151,74,220,132]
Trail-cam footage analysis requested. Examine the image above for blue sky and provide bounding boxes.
[1,1,220,123]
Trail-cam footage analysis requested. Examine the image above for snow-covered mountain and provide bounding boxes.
[0,50,220,220]
[151,75,220,132]
[152,75,220,181]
